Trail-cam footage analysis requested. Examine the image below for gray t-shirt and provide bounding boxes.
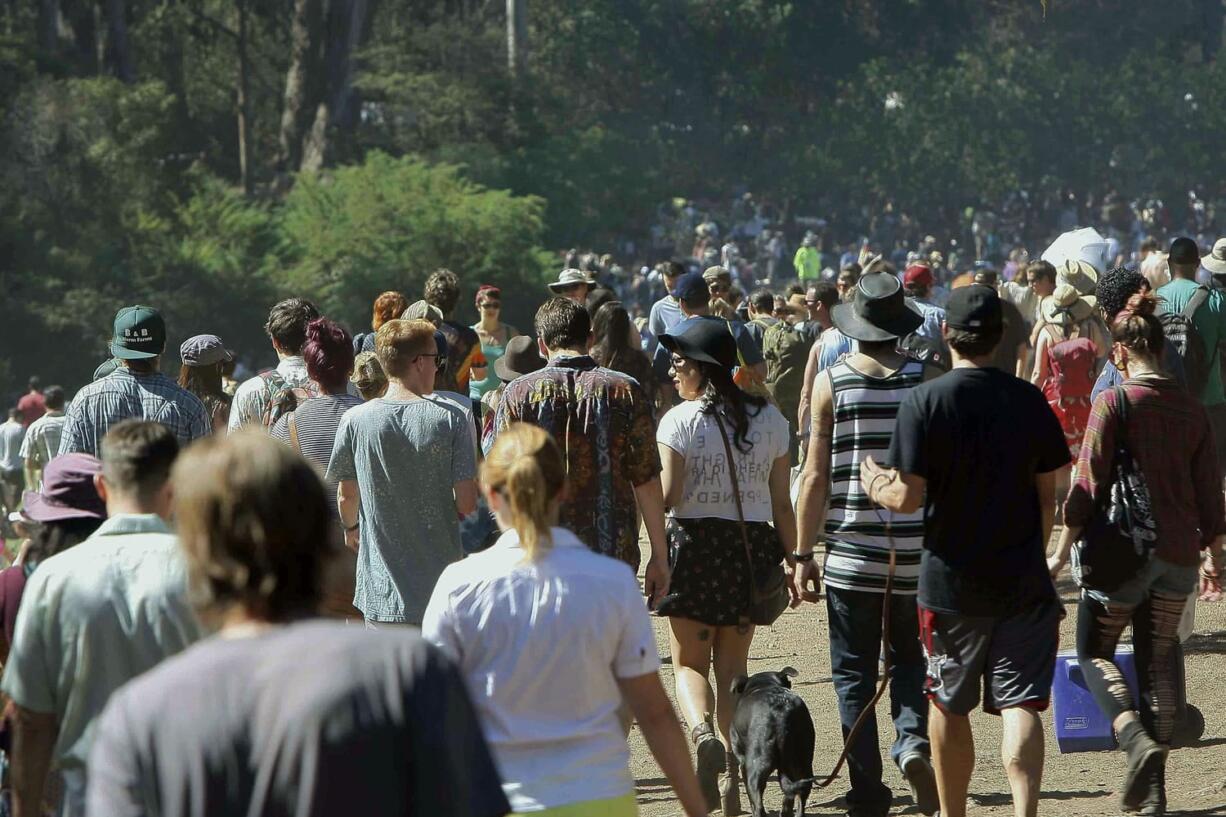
[325,397,476,623]
[86,622,510,817]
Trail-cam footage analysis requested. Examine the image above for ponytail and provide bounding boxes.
[481,423,566,560]
[1112,291,1164,359]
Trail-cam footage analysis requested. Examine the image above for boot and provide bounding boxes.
[691,717,726,813]
[1118,720,1166,812]
[720,751,743,816]
[1137,755,1167,816]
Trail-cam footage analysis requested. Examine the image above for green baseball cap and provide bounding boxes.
[109,305,166,360]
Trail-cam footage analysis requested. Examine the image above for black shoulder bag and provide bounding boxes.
[712,410,790,627]
[1072,386,1158,591]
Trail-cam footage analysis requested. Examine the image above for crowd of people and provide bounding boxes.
[0,226,1225,817]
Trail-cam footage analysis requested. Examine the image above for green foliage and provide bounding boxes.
[3,0,1226,399]
[280,151,553,328]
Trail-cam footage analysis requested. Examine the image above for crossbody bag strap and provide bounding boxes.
[288,411,301,454]
[711,409,759,603]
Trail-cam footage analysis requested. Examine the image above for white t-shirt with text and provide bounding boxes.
[657,399,789,523]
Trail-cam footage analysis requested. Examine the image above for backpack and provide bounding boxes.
[1041,324,1097,450]
[1159,286,1211,398]
[258,370,320,429]
[761,321,818,425]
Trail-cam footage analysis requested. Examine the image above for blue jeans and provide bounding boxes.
[826,586,929,816]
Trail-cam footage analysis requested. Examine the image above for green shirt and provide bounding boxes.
[1158,278,1226,405]
[793,246,821,281]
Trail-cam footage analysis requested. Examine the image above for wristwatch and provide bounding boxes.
[792,551,816,563]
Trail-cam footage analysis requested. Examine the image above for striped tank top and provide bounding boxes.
[822,358,925,595]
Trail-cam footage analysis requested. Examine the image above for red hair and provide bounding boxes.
[371,291,409,331]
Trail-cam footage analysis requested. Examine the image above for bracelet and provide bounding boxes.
[343,520,359,532]
[792,551,816,563]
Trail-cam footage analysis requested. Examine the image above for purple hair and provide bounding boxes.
[303,318,354,392]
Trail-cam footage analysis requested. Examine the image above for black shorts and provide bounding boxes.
[918,598,1060,716]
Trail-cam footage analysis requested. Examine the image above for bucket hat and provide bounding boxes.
[547,269,589,293]
[1202,238,1226,276]
[1041,284,1094,325]
[21,454,105,523]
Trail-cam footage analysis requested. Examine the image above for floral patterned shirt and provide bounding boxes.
[492,355,660,569]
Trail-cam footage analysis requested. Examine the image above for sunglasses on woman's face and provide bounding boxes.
[481,301,501,310]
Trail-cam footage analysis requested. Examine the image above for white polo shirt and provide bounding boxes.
[423,527,659,812]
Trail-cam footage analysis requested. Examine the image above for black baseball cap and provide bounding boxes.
[1169,236,1200,265]
[945,284,1002,331]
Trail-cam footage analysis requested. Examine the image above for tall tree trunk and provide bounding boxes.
[37,0,60,56]
[278,0,325,173]
[236,0,253,193]
[506,0,526,79]
[103,0,134,81]
[300,0,378,172]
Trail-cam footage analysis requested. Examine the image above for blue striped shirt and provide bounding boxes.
[59,369,210,456]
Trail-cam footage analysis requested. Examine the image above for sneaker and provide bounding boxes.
[1118,721,1166,812]
[900,752,940,816]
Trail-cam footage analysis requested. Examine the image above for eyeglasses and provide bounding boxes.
[417,353,446,372]
[709,284,729,295]
[480,302,501,310]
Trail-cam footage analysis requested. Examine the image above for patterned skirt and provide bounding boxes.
[659,516,785,627]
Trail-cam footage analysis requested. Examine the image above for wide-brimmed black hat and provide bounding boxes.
[831,272,923,342]
[658,316,738,370]
[495,335,546,382]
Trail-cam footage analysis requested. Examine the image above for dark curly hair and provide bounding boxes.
[1096,265,1147,322]
[424,269,461,315]
[303,317,354,393]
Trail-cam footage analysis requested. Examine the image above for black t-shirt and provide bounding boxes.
[991,298,1028,374]
[884,366,1070,615]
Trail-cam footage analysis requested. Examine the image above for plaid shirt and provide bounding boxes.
[59,369,211,457]
[1065,376,1224,566]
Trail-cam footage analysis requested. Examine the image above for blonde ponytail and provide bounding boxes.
[481,424,566,560]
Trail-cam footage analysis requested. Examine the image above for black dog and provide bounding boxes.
[729,667,816,817]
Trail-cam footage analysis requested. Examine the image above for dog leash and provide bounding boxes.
[810,488,898,790]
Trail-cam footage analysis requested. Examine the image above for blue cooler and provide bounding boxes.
[1052,646,1139,753]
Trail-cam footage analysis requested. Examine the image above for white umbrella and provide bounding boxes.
[1041,227,1110,274]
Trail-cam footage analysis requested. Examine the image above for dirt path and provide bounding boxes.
[628,547,1226,816]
